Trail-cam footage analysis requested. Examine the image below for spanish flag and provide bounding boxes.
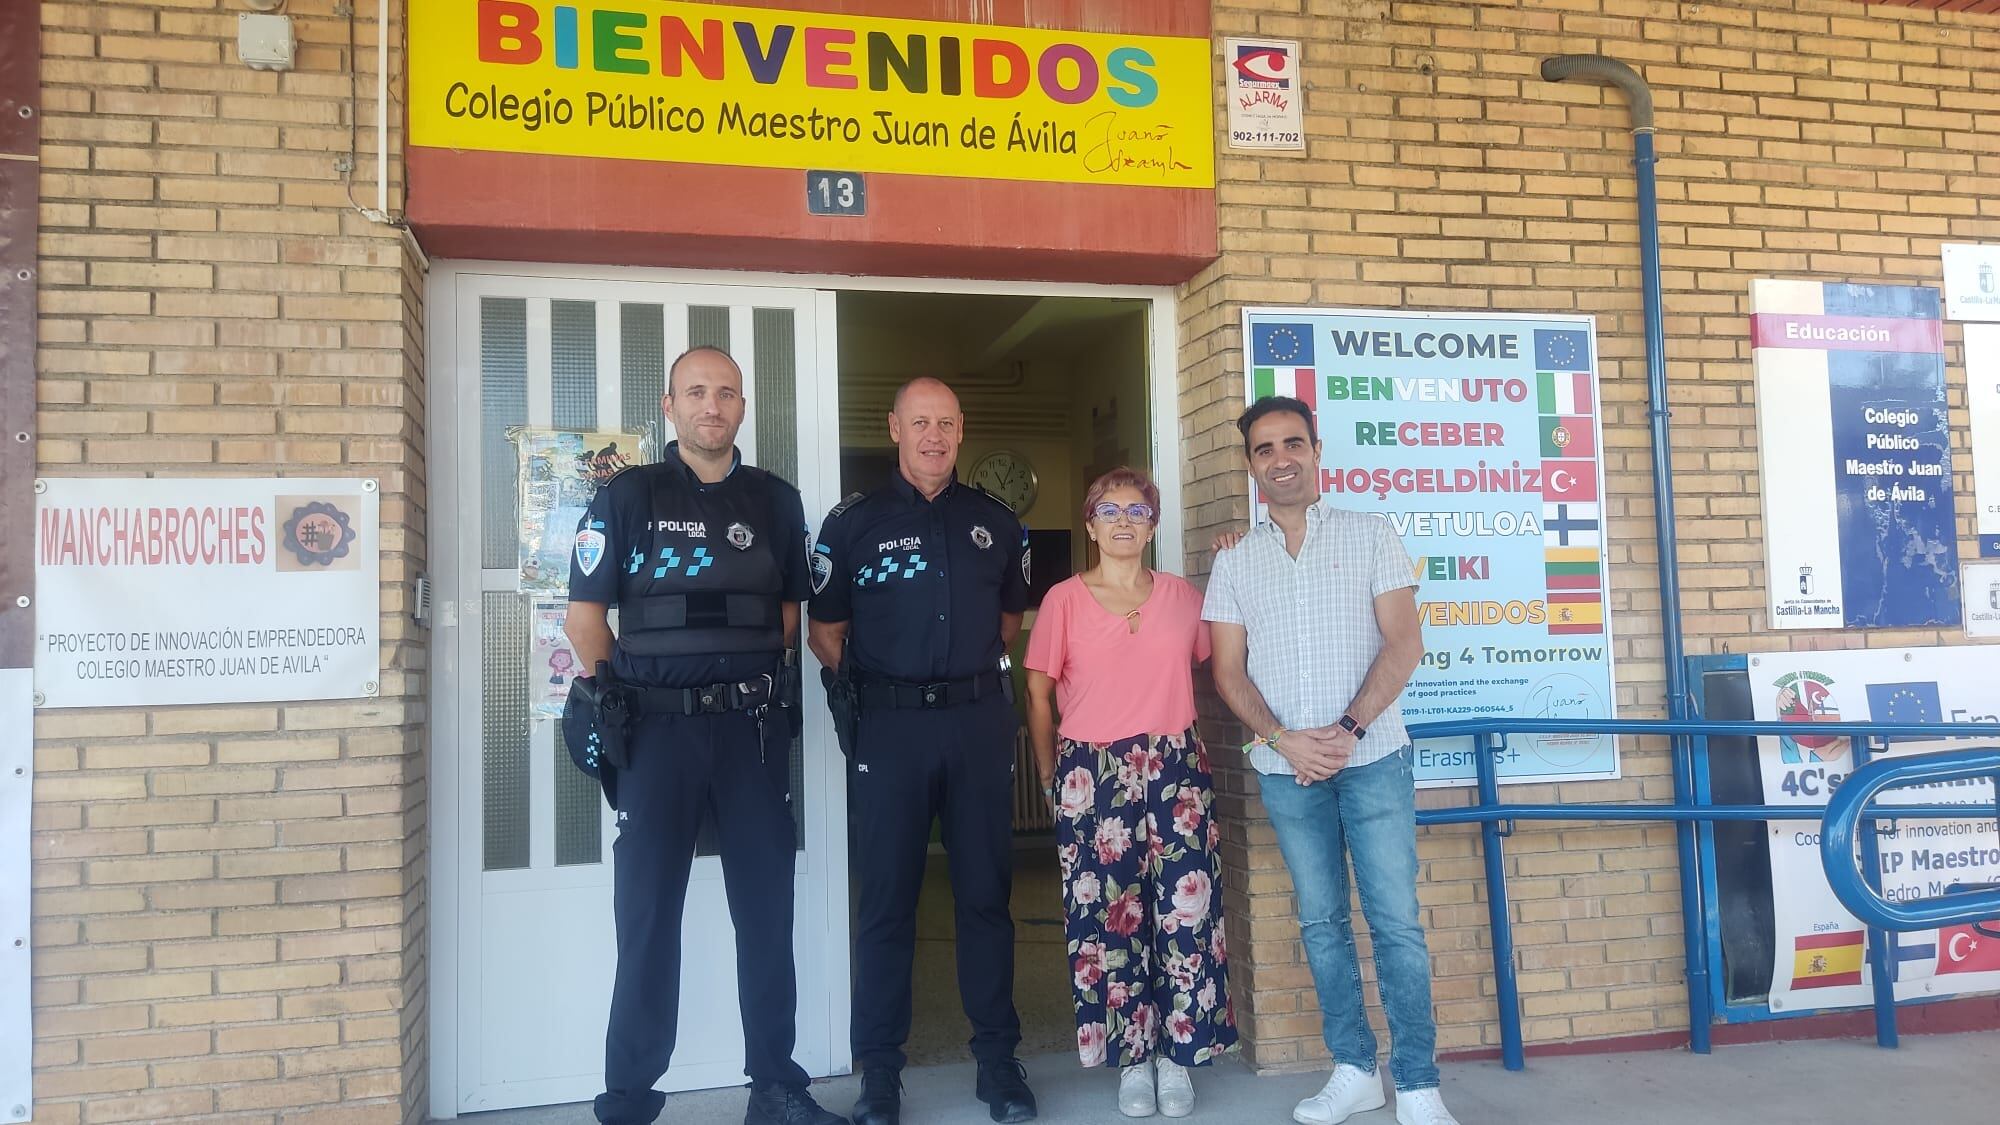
[1547,591,1604,636]
[1792,931,1864,989]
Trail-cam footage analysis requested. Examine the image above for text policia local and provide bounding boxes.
[461,3,1166,132]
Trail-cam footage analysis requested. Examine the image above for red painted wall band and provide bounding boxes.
[407,146,1217,284]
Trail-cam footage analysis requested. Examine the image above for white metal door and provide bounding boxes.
[428,269,849,1116]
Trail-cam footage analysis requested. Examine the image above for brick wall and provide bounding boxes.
[32,2,424,1123]
[28,0,2000,1112]
[1184,0,2000,1072]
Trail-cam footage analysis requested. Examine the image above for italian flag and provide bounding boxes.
[1536,371,1593,416]
[1253,366,1318,408]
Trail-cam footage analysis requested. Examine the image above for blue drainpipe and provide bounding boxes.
[1540,55,1710,1054]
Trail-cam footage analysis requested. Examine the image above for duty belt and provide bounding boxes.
[633,675,776,717]
[855,669,1005,711]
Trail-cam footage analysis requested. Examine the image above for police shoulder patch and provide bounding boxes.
[827,491,867,520]
[810,540,835,595]
[574,522,607,577]
[969,482,1016,515]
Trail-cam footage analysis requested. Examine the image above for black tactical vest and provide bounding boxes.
[616,463,786,659]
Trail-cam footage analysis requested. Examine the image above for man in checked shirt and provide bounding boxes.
[1203,396,1459,1125]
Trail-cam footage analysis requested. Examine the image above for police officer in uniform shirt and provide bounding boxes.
[808,377,1038,1125]
[564,347,844,1125]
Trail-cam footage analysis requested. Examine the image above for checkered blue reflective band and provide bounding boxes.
[858,552,928,584]
[626,547,645,574]
[653,545,714,579]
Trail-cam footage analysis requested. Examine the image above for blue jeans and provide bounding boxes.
[1257,746,1438,1091]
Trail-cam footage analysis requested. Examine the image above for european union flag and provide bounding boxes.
[1866,681,1943,725]
[1252,322,1314,366]
[1534,329,1591,372]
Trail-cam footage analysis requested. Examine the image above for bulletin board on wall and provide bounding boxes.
[1691,652,2000,1024]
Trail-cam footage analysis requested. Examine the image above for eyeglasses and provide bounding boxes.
[1090,502,1156,524]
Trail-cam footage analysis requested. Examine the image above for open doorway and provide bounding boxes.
[834,289,1155,1065]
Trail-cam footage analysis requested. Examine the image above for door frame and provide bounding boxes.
[425,261,1183,1119]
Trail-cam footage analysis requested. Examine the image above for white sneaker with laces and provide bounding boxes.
[1292,1063,1386,1125]
[1119,1061,1156,1117]
[1154,1057,1194,1118]
[1395,1087,1462,1125]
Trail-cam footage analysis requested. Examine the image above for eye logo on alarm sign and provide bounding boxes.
[1232,44,1294,89]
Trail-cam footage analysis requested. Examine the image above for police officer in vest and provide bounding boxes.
[808,377,1038,1125]
[564,347,845,1125]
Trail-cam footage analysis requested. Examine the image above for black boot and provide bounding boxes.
[850,1067,901,1125]
[974,1058,1037,1123]
[745,1082,846,1125]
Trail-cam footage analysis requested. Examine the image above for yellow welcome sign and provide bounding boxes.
[410,1,1217,189]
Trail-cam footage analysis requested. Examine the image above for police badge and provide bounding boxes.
[726,522,755,551]
[573,522,606,576]
[811,541,834,595]
[970,525,994,550]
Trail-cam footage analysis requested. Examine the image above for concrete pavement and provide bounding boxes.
[441,1029,2000,1124]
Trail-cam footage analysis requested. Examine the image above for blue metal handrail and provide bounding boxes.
[1410,718,2000,740]
[1401,717,2000,1072]
[1820,749,2000,931]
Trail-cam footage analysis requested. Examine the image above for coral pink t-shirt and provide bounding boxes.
[1024,572,1211,743]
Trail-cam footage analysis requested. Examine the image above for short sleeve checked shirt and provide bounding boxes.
[1201,502,1419,775]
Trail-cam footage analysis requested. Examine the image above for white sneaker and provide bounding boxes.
[1119,1061,1156,1117]
[1395,1087,1461,1125]
[1154,1057,1194,1118]
[1293,1063,1386,1125]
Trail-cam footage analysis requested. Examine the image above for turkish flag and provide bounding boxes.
[1542,460,1599,503]
[1935,923,2000,975]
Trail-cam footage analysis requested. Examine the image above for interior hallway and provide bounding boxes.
[904,842,1074,1068]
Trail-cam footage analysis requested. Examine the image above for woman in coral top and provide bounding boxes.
[1024,467,1236,1120]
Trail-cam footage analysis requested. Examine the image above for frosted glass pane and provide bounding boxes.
[622,303,666,438]
[554,727,603,866]
[483,591,530,871]
[481,298,527,570]
[754,308,798,484]
[689,305,730,353]
[551,299,597,431]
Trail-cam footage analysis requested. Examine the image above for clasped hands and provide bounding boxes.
[1273,724,1355,784]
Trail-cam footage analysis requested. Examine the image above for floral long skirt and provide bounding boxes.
[1054,729,1237,1068]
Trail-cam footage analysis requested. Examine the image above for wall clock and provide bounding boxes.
[968,449,1038,513]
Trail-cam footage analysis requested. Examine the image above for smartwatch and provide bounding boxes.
[1338,713,1368,740]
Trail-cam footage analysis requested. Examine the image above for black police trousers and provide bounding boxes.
[595,710,809,1125]
[849,692,1023,1073]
